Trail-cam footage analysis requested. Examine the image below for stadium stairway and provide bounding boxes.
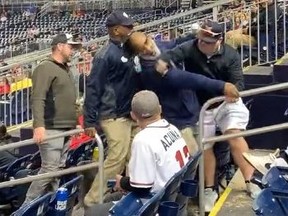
[207,54,288,216]
[242,53,288,151]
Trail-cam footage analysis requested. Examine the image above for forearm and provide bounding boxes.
[163,68,225,94]
[120,177,151,194]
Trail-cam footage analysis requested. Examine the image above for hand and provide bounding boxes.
[242,27,248,34]
[33,127,46,144]
[155,59,169,75]
[223,83,240,103]
[84,127,97,137]
[114,174,123,192]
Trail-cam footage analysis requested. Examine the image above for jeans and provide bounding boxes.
[23,129,70,204]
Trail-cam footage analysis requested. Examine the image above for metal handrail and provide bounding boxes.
[198,82,288,216]
[0,129,105,204]
[0,0,234,73]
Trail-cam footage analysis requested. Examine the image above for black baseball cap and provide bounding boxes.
[51,33,82,46]
[197,20,224,43]
[106,11,134,27]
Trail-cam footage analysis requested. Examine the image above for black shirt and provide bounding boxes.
[160,39,244,106]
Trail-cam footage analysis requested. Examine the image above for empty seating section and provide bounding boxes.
[0,6,183,60]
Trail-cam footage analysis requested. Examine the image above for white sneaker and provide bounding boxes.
[204,188,218,212]
[243,149,280,175]
[246,181,261,199]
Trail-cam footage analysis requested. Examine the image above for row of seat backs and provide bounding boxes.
[11,175,83,216]
[253,166,288,215]
[109,151,202,216]
[0,137,98,183]
[0,152,40,182]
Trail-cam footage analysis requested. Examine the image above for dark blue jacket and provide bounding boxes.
[139,40,225,129]
[84,40,139,128]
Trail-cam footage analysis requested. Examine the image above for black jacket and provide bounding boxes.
[84,40,139,128]
[160,39,244,106]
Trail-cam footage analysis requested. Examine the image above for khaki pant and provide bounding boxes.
[225,29,256,49]
[180,127,199,155]
[84,117,139,206]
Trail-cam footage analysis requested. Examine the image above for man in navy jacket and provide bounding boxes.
[125,31,239,155]
[83,11,139,206]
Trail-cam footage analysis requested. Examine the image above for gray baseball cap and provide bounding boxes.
[131,90,160,118]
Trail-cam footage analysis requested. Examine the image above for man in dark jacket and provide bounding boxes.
[83,11,139,206]
[158,20,257,212]
[125,31,239,155]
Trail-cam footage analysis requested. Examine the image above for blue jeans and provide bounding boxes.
[23,129,70,204]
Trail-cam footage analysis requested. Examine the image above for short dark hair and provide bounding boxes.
[0,124,7,137]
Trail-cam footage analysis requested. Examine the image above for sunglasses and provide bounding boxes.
[198,28,222,39]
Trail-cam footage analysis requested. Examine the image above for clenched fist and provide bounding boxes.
[223,83,240,102]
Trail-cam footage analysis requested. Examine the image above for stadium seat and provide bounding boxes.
[11,192,53,216]
[176,151,201,216]
[252,188,288,216]
[65,139,96,167]
[262,166,288,190]
[48,175,83,216]
[109,192,144,216]
[5,154,32,180]
[26,151,41,170]
[161,168,185,202]
[134,189,165,216]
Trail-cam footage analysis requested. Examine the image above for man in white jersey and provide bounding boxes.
[85,90,189,216]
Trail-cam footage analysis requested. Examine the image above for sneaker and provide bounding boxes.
[246,181,261,199]
[204,188,218,212]
[243,149,280,175]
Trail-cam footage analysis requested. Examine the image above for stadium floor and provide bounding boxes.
[210,149,275,216]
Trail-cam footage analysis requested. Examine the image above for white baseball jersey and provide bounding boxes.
[129,119,189,193]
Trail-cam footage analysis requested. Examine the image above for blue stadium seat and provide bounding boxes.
[252,188,288,216]
[176,151,201,216]
[5,154,32,180]
[262,166,288,190]
[65,139,97,167]
[109,192,144,216]
[11,192,53,216]
[161,168,186,202]
[48,175,83,216]
[26,151,41,170]
[134,189,165,216]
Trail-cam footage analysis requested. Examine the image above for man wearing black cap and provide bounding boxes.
[157,20,257,212]
[83,11,139,206]
[22,33,82,204]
